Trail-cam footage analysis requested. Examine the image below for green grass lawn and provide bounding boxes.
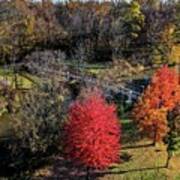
[0,67,37,89]
[31,118,180,180]
[97,118,179,180]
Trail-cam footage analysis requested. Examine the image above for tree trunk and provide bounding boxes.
[86,167,90,180]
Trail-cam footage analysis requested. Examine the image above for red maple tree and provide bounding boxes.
[64,89,121,169]
[133,65,180,141]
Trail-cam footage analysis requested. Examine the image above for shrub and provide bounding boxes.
[23,49,67,76]
[167,104,180,156]
[0,82,69,175]
[13,82,67,154]
[132,66,180,141]
[64,88,121,169]
[172,104,180,134]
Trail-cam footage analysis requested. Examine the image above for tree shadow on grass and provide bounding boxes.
[43,156,167,180]
[44,156,89,180]
[43,157,105,180]
[93,165,166,177]
[121,119,141,143]
[121,119,154,149]
[41,119,157,179]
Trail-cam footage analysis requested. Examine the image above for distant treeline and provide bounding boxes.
[0,0,179,66]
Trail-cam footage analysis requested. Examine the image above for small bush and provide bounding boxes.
[13,82,67,153]
[0,82,69,176]
[23,49,67,76]
[167,104,180,155]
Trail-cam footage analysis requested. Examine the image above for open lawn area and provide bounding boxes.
[32,119,180,180]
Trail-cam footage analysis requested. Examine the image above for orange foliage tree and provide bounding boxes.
[132,65,180,142]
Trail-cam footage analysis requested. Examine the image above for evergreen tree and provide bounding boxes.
[122,0,144,48]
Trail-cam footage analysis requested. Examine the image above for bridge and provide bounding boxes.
[5,61,144,102]
[37,67,142,103]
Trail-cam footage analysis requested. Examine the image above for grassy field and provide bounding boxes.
[32,118,180,180]
[97,119,176,180]
[0,68,36,89]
